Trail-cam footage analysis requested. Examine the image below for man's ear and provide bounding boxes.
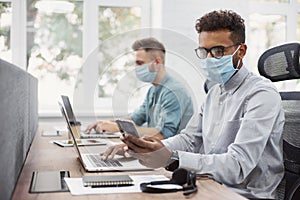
[155,56,163,65]
[239,44,247,59]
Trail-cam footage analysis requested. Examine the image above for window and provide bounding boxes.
[248,13,286,74]
[74,0,150,116]
[24,0,151,116]
[6,0,300,116]
[27,0,83,114]
[248,0,300,91]
[0,1,12,63]
[97,6,142,98]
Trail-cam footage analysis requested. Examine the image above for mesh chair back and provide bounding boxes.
[258,42,300,200]
[258,43,300,82]
[282,100,300,171]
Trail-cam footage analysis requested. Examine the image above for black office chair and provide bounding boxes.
[258,42,300,200]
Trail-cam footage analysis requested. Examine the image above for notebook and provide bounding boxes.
[82,174,133,187]
[58,102,152,172]
[61,95,121,138]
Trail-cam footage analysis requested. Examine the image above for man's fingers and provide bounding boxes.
[84,125,93,133]
[85,121,100,133]
[101,144,126,160]
[122,134,159,150]
[100,145,114,160]
[126,147,172,168]
[95,124,103,133]
[122,138,150,153]
[108,146,122,160]
[124,151,131,158]
[143,136,158,142]
[123,134,145,146]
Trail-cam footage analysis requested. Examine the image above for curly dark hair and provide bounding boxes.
[195,10,245,44]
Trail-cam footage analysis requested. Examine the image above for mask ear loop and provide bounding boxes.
[235,58,241,69]
[232,45,242,69]
[236,43,246,69]
[233,45,241,55]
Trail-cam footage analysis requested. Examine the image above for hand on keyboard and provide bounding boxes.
[100,143,130,160]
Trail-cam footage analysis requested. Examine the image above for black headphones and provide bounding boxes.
[140,168,197,196]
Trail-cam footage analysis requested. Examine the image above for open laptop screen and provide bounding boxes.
[61,95,77,124]
[58,102,84,162]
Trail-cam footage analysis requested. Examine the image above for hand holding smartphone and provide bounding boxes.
[115,119,140,138]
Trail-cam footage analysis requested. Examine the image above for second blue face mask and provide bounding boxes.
[135,62,157,83]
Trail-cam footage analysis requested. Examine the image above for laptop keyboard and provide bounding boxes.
[87,154,123,167]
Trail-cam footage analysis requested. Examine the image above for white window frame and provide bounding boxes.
[1,0,26,70]
[74,0,151,116]
[249,0,299,42]
[11,0,26,69]
[242,0,299,74]
[6,0,300,117]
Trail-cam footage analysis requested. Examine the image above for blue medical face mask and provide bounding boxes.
[135,62,157,83]
[198,46,241,85]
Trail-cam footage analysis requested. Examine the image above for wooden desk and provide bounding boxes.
[12,125,247,200]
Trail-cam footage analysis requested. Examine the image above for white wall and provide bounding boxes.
[151,0,248,108]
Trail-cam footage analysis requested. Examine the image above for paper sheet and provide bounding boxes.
[65,175,168,195]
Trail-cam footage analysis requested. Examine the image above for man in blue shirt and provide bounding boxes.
[112,10,285,199]
[86,37,193,139]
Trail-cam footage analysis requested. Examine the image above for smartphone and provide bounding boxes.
[115,119,140,138]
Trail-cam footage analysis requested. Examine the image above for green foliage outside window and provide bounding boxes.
[27,0,82,81]
[27,1,142,97]
[0,3,11,51]
[97,7,141,97]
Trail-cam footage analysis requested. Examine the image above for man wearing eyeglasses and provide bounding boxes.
[103,10,285,199]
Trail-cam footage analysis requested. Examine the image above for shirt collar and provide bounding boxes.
[220,66,249,94]
[150,74,170,98]
[155,74,171,90]
[159,74,170,86]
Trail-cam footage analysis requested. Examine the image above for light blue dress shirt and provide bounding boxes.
[130,74,194,138]
[163,66,285,199]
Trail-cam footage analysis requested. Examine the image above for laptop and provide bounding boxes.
[61,95,121,138]
[58,102,152,172]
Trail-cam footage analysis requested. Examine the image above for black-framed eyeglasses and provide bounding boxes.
[194,44,240,59]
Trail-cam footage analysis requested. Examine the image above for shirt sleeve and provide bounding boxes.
[130,94,148,126]
[165,89,283,185]
[154,91,185,138]
[163,104,204,151]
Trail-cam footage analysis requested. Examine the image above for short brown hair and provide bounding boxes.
[195,10,245,44]
[132,37,166,53]
[132,37,166,63]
